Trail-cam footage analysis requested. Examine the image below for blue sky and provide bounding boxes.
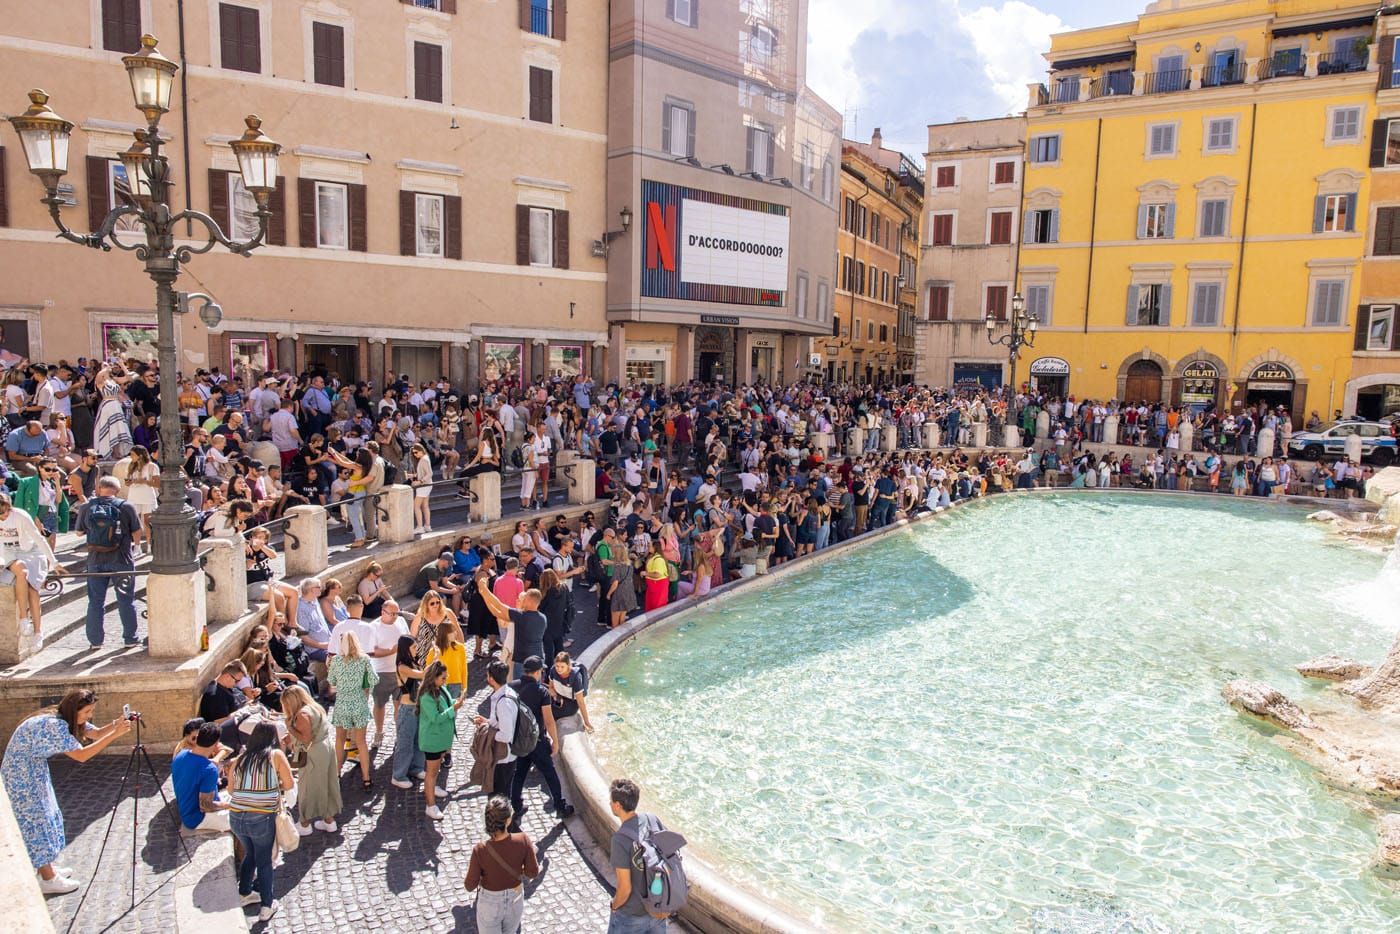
[807,0,1139,160]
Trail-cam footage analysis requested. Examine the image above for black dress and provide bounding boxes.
[466,572,499,641]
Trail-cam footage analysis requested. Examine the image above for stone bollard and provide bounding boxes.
[1004,425,1021,449]
[847,427,865,454]
[1256,427,1276,459]
[972,422,988,448]
[378,484,416,545]
[203,538,248,624]
[555,449,578,471]
[1035,410,1050,439]
[284,505,329,577]
[811,431,833,455]
[566,458,597,504]
[880,425,898,452]
[1179,420,1195,453]
[0,579,41,665]
[1344,431,1362,464]
[922,423,941,449]
[1103,414,1120,446]
[147,570,206,659]
[248,440,280,468]
[470,471,503,523]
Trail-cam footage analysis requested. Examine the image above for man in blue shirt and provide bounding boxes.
[171,723,230,834]
[872,470,899,529]
[4,421,48,476]
[295,578,331,694]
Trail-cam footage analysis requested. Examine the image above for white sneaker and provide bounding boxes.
[435,785,448,799]
[391,778,413,789]
[412,771,426,781]
[240,892,261,907]
[38,875,79,896]
[259,903,278,923]
[313,819,338,833]
[425,805,444,820]
[296,823,313,837]
[413,526,424,535]
[52,865,74,878]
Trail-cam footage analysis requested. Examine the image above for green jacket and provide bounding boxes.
[14,474,70,533]
[417,689,458,754]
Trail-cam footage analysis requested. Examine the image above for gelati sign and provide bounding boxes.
[1181,361,1219,380]
[1029,356,1070,376]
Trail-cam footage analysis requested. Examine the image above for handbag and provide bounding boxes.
[274,806,301,852]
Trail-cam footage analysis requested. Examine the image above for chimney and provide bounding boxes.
[872,127,882,150]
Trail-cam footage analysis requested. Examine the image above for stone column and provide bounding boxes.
[847,426,865,454]
[1305,50,1321,78]
[1035,410,1050,439]
[1178,420,1195,453]
[465,342,480,394]
[1131,71,1145,95]
[147,570,205,659]
[567,458,596,503]
[276,334,296,372]
[1256,427,1276,459]
[591,342,606,383]
[470,471,502,523]
[0,581,40,665]
[449,342,469,390]
[674,327,695,383]
[530,341,546,384]
[810,431,833,455]
[607,325,626,384]
[367,337,387,392]
[1005,425,1022,449]
[284,505,329,578]
[921,423,941,449]
[1189,63,1203,90]
[972,422,988,448]
[203,538,248,624]
[1244,57,1261,84]
[1103,414,1120,446]
[880,424,897,452]
[378,484,416,545]
[735,330,753,385]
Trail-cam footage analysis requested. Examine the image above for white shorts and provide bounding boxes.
[414,487,431,499]
[520,472,537,500]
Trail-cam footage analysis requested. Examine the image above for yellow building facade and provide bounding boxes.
[1023,0,1380,424]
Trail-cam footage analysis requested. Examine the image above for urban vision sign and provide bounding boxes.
[640,179,789,307]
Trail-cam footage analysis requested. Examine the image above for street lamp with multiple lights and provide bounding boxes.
[7,35,281,576]
[985,291,1036,400]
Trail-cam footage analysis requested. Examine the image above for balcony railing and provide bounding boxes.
[1258,54,1304,80]
[1143,68,1189,94]
[1316,52,1366,75]
[1052,81,1081,103]
[1088,72,1134,99]
[1201,62,1246,87]
[529,1,551,35]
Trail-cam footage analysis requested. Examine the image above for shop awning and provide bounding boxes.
[1272,14,1375,39]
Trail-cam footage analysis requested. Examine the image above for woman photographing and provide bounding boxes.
[2,689,132,894]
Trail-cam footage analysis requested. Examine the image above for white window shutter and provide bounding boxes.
[1137,205,1148,239]
[1126,285,1139,325]
[1160,283,1172,326]
[1164,203,1176,238]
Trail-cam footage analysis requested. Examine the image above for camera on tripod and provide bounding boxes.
[121,704,142,723]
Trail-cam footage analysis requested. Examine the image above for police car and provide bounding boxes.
[1286,420,1398,464]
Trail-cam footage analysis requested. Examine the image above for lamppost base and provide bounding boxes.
[146,507,200,576]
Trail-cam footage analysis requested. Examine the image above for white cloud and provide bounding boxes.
[958,1,1065,112]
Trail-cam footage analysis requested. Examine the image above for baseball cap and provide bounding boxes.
[522,656,544,673]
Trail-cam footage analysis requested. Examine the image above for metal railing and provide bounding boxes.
[1202,62,1246,87]
[1051,80,1080,103]
[1258,55,1304,80]
[1142,69,1190,94]
[529,1,551,35]
[1316,52,1366,75]
[1089,73,1134,99]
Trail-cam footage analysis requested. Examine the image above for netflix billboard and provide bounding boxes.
[640,180,790,307]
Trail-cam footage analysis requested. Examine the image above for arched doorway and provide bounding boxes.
[1245,361,1295,412]
[1124,359,1163,404]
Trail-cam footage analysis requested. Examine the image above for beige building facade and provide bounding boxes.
[605,0,841,386]
[916,116,1026,389]
[0,0,608,387]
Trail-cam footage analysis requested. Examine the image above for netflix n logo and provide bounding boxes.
[645,201,677,272]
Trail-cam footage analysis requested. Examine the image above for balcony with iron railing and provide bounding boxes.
[1051,80,1081,103]
[529,0,551,35]
[1142,68,1190,95]
[1257,53,1304,80]
[1201,62,1246,87]
[1088,71,1134,99]
[1316,51,1367,75]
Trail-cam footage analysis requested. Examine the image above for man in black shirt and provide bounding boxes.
[198,661,256,749]
[507,656,572,831]
[127,367,161,419]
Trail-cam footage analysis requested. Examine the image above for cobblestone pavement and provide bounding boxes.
[46,586,620,934]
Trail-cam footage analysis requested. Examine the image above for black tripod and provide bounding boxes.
[66,714,192,934]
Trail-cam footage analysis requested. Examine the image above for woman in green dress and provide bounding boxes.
[327,631,374,789]
[281,684,342,834]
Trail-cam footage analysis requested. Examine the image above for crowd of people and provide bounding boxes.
[0,357,1395,931]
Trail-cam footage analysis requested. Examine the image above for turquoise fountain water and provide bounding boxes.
[595,493,1400,932]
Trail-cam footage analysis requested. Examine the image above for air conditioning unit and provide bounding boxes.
[591,240,607,258]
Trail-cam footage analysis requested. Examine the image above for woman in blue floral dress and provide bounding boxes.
[2,689,131,894]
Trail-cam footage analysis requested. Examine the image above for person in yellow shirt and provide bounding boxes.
[642,540,670,613]
[427,624,468,700]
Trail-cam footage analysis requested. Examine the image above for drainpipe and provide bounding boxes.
[1082,118,1103,335]
[178,0,193,236]
[1228,103,1260,402]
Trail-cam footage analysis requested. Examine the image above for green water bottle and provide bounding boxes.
[650,874,664,897]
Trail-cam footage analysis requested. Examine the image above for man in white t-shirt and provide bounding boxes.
[327,596,376,660]
[268,399,301,470]
[368,599,409,744]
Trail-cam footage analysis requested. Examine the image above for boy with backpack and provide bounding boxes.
[74,476,141,648]
[608,778,687,933]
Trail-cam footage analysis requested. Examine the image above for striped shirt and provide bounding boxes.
[228,758,280,814]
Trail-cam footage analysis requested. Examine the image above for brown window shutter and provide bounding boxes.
[553,0,566,39]
[208,169,230,234]
[87,156,110,233]
[441,0,457,12]
[312,22,345,87]
[1382,39,1395,91]
[414,43,443,103]
[552,209,569,269]
[298,177,317,248]
[518,0,532,30]
[1372,119,1391,168]
[444,195,462,260]
[348,183,367,252]
[399,190,417,256]
[0,147,7,228]
[103,0,142,53]
[516,204,530,265]
[219,3,239,69]
[241,8,261,73]
[267,176,287,245]
[1355,305,1370,351]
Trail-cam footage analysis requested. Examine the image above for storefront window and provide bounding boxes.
[626,360,664,383]
[229,338,270,385]
[548,344,584,379]
[0,320,33,371]
[483,341,524,387]
[102,322,159,364]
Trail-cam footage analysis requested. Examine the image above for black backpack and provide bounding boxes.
[84,497,123,552]
[506,692,539,757]
[510,444,527,469]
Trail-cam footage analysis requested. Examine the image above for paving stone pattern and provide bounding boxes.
[46,586,621,933]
